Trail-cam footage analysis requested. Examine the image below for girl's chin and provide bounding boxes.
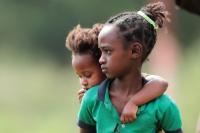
[105,73,114,79]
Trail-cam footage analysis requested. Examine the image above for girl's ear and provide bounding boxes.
[130,42,142,59]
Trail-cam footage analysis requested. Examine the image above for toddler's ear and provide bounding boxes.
[130,42,142,59]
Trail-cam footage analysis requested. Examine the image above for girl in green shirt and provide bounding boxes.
[66,23,167,124]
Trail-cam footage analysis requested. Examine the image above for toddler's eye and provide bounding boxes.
[84,73,92,78]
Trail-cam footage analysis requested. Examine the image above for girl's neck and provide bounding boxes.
[111,68,142,95]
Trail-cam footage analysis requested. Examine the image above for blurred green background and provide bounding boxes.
[0,0,200,132]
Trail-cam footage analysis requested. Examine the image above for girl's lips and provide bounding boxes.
[101,69,107,73]
[101,66,107,73]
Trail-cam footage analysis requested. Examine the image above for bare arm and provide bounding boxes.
[131,73,168,105]
[120,74,168,123]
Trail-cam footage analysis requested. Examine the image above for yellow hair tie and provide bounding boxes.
[137,11,158,29]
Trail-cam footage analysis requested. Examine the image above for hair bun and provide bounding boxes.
[140,2,168,28]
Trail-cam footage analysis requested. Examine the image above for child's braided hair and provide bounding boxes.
[106,2,168,62]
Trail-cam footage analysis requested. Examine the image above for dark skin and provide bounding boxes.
[80,24,143,133]
[98,24,143,116]
[120,74,167,123]
[80,24,144,133]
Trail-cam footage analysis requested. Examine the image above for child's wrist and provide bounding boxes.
[129,98,139,106]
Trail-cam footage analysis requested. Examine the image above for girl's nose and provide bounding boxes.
[99,55,105,65]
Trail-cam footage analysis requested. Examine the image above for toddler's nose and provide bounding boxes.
[80,79,88,88]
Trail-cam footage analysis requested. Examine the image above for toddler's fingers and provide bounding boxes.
[123,116,129,123]
[129,116,135,122]
[130,113,137,121]
[125,114,136,123]
[78,88,86,93]
[79,92,84,98]
[133,114,137,120]
[78,88,86,95]
[120,115,125,124]
[78,93,84,102]
[79,93,84,99]
[126,117,131,123]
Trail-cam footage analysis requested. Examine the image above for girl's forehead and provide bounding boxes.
[98,24,121,43]
[99,25,118,37]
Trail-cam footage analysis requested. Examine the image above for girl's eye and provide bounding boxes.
[106,50,111,54]
[104,50,111,55]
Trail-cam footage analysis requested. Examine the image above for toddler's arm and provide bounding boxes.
[131,73,168,105]
[120,74,168,123]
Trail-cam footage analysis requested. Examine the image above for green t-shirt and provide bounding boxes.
[78,79,182,133]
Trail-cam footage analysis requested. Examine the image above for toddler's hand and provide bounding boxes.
[78,88,87,103]
[120,101,138,123]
